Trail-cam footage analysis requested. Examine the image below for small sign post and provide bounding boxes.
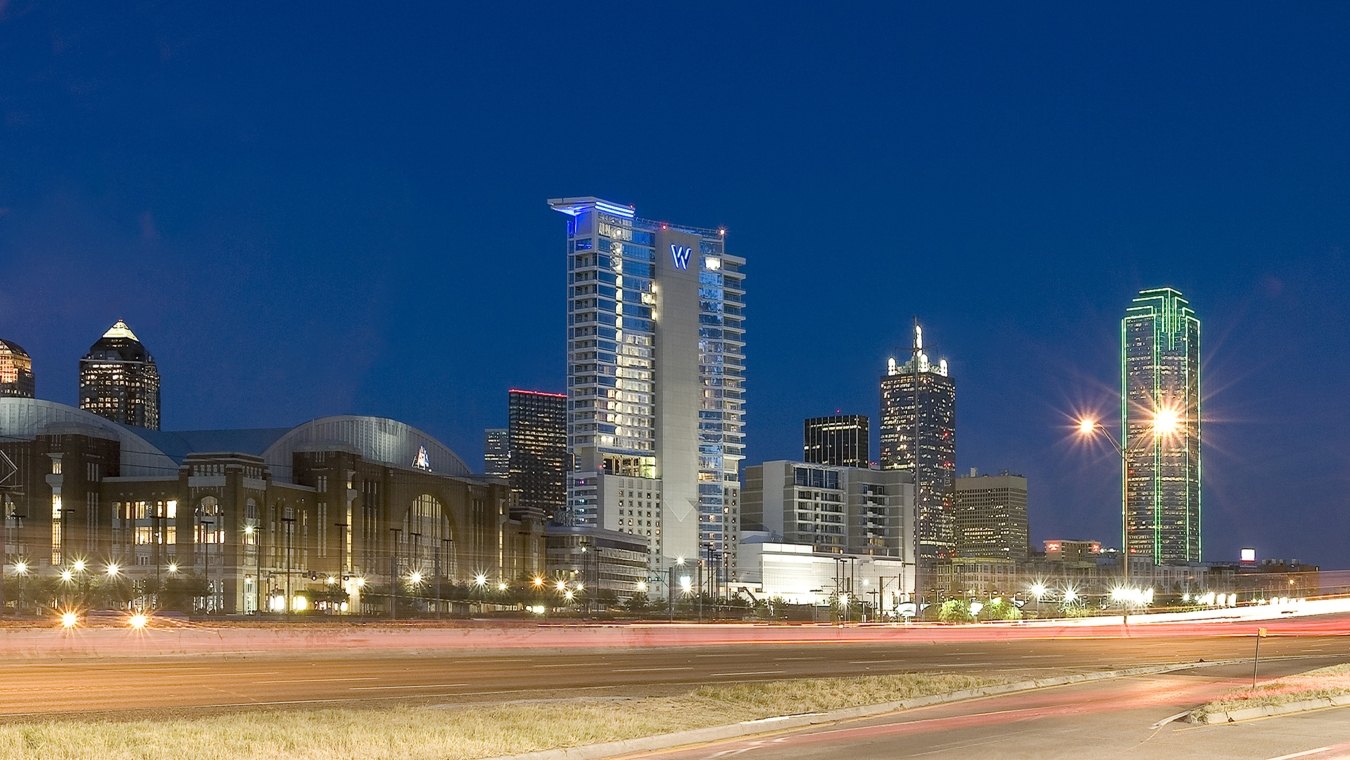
[1253,627,1269,687]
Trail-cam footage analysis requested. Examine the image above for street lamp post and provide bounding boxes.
[199,518,213,613]
[389,527,402,620]
[280,516,296,615]
[1075,410,1181,592]
[1,507,26,615]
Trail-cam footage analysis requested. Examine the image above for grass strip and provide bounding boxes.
[0,672,1005,760]
[1191,663,1350,719]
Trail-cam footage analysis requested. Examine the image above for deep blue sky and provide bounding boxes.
[3,3,1349,568]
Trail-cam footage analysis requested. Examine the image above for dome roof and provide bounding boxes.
[0,339,30,358]
[84,320,154,363]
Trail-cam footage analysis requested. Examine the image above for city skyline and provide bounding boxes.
[3,5,1350,568]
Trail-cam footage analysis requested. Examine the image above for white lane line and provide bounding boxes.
[256,677,378,684]
[1266,748,1332,760]
[530,662,596,668]
[694,653,745,658]
[1149,710,1192,729]
[711,670,785,677]
[612,667,693,673]
[848,660,892,665]
[349,683,468,691]
[774,657,824,661]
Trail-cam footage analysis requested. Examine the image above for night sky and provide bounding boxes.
[3,3,1349,568]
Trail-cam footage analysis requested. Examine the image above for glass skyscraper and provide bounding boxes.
[1122,287,1201,564]
[549,197,745,584]
[0,339,35,398]
[483,428,509,478]
[507,389,567,523]
[879,322,955,564]
[79,320,161,430]
[803,414,869,468]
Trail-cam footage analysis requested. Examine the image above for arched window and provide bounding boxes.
[402,495,453,574]
[196,496,223,544]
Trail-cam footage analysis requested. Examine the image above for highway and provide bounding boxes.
[627,658,1350,760]
[0,620,1346,717]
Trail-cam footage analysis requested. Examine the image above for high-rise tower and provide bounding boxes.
[507,389,567,522]
[1122,287,1201,564]
[0,339,35,398]
[79,320,161,430]
[879,322,955,563]
[549,197,745,584]
[803,414,869,468]
[483,428,510,478]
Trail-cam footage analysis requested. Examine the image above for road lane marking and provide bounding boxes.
[774,657,824,661]
[711,670,785,677]
[612,667,693,672]
[694,653,745,658]
[1266,748,1332,760]
[848,660,892,664]
[530,662,597,668]
[1149,710,1192,729]
[349,683,468,690]
[257,677,378,684]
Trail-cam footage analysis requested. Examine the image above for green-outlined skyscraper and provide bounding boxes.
[1121,287,1201,564]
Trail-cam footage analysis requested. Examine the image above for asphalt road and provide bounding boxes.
[626,658,1350,760]
[1,626,1346,718]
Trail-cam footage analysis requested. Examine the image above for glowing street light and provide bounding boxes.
[72,559,86,573]
[129,613,149,631]
[13,561,28,576]
[167,562,179,575]
[1028,582,1047,618]
[105,563,120,578]
[1074,407,1188,587]
[635,580,647,592]
[1062,587,1080,605]
[60,569,74,583]
[532,576,545,589]
[473,573,488,588]
[407,571,424,587]
[555,579,568,592]
[60,611,78,629]
[496,581,508,592]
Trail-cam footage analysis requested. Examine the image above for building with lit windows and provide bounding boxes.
[1122,288,1201,564]
[507,389,566,523]
[803,415,869,468]
[0,398,542,615]
[743,461,915,568]
[0,339,35,398]
[878,322,955,567]
[952,472,1028,563]
[549,197,745,589]
[78,320,161,430]
[483,428,509,479]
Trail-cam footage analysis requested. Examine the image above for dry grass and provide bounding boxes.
[1192,663,1350,718]
[0,673,1007,760]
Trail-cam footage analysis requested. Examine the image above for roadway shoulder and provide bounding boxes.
[1189,693,1350,724]
[495,660,1240,760]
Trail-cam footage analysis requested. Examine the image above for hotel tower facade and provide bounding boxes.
[549,197,745,586]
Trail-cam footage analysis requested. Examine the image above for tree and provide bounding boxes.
[938,598,972,623]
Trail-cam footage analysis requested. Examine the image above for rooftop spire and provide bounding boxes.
[102,319,140,342]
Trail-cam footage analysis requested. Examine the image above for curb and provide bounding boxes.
[496,660,1240,760]
[1189,693,1350,724]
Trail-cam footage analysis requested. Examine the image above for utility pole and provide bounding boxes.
[389,528,402,619]
[280,516,295,616]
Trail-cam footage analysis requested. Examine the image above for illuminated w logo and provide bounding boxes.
[670,244,692,270]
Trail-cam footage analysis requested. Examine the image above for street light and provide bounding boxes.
[1028,582,1047,618]
[1075,407,1185,588]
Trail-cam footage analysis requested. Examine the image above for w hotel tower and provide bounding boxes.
[549,197,746,586]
